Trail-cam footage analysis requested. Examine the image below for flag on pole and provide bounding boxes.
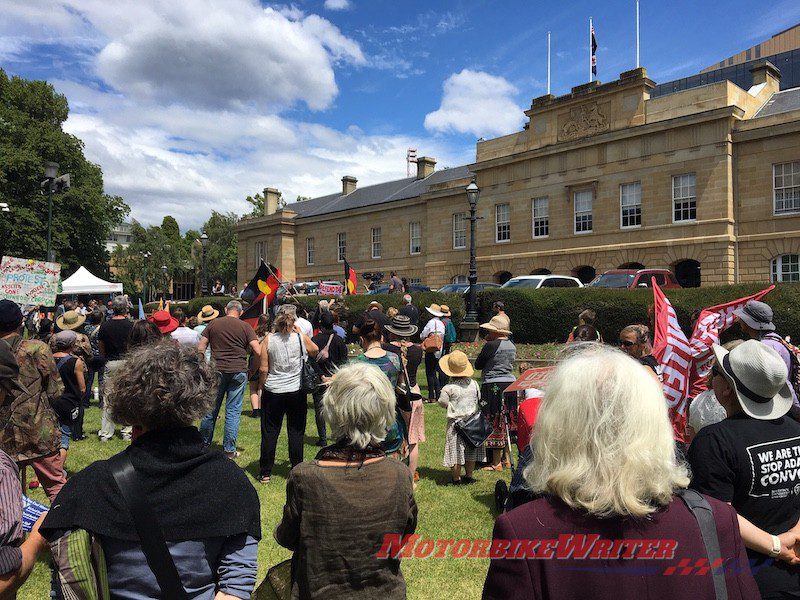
[344,259,357,295]
[651,281,693,443]
[240,261,282,328]
[591,21,598,77]
[138,298,145,320]
[687,285,775,398]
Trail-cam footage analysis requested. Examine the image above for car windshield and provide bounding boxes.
[437,284,464,293]
[502,277,543,289]
[588,274,635,288]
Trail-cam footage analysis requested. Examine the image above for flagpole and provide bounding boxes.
[547,31,551,95]
[589,17,593,82]
[636,0,640,68]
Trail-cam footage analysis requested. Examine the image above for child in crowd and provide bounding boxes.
[566,309,602,343]
[438,351,484,485]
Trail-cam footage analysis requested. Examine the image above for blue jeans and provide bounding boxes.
[200,372,247,453]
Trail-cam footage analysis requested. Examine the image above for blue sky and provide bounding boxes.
[1,0,799,229]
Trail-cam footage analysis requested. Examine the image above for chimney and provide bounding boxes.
[342,175,357,195]
[416,156,436,179]
[264,187,280,216]
[750,60,781,88]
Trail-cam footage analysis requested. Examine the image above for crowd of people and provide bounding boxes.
[1,288,800,598]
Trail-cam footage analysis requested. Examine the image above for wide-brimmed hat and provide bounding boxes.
[148,310,178,334]
[56,310,86,331]
[733,300,775,332]
[712,340,792,420]
[440,304,452,317]
[439,350,474,378]
[196,305,219,323]
[426,303,444,317]
[368,301,383,311]
[480,315,512,335]
[385,315,418,338]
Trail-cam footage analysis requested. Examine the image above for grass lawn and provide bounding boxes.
[20,366,507,599]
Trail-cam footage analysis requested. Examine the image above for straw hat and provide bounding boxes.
[440,305,452,317]
[148,310,179,334]
[439,350,474,378]
[196,304,219,323]
[426,303,444,317]
[480,315,512,336]
[56,310,86,331]
[712,340,792,420]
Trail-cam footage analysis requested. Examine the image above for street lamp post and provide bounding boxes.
[142,251,151,304]
[161,265,168,301]
[459,179,481,342]
[44,162,58,262]
[200,233,209,296]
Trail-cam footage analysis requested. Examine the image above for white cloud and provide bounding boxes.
[324,0,351,10]
[424,69,525,138]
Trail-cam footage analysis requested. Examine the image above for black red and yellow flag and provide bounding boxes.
[344,259,357,295]
[241,261,282,327]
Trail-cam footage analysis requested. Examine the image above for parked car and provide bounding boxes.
[501,275,584,289]
[368,284,431,294]
[437,282,501,295]
[588,269,682,289]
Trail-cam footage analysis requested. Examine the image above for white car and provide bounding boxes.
[501,275,584,289]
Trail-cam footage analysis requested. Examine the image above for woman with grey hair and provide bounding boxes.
[483,345,760,599]
[41,341,261,600]
[275,361,417,599]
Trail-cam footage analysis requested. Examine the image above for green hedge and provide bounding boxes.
[477,283,800,344]
[144,296,245,317]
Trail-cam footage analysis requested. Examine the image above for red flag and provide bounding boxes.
[344,259,357,295]
[687,285,775,398]
[241,261,282,328]
[651,281,693,442]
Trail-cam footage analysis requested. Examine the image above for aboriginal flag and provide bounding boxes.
[241,261,282,327]
[344,259,357,295]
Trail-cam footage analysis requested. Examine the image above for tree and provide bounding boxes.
[202,211,239,288]
[243,192,264,218]
[0,69,129,275]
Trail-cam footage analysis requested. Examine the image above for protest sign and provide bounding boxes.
[504,367,555,392]
[318,282,344,296]
[0,256,61,306]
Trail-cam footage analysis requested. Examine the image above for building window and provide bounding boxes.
[452,275,467,284]
[409,222,421,255]
[409,278,421,285]
[532,197,549,238]
[371,227,382,259]
[672,173,696,222]
[496,204,510,242]
[774,162,800,215]
[453,212,466,249]
[306,237,314,266]
[255,240,266,267]
[337,232,346,262]
[620,182,642,228]
[574,190,593,233]
[771,255,800,283]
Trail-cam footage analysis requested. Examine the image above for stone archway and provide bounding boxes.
[619,262,646,269]
[573,265,596,284]
[674,259,701,288]
[494,270,513,285]
[530,268,552,275]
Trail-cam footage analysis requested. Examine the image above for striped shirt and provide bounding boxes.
[0,449,22,576]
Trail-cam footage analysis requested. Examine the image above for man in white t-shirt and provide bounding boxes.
[170,308,201,347]
[279,304,313,337]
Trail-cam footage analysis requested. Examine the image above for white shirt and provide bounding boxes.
[264,332,303,393]
[421,317,445,357]
[438,379,480,420]
[295,317,313,338]
[171,326,201,347]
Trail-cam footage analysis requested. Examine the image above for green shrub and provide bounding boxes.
[143,296,248,317]
[478,283,800,344]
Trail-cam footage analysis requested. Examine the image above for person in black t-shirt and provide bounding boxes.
[97,296,134,441]
[310,312,348,446]
[352,302,390,336]
[398,294,419,328]
[689,340,800,599]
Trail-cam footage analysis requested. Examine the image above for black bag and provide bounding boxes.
[454,410,493,448]
[298,333,319,393]
[108,453,190,600]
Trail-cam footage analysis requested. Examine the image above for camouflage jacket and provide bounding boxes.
[0,335,63,462]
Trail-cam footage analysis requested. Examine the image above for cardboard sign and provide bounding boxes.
[0,256,61,306]
[318,282,344,296]
[504,366,555,393]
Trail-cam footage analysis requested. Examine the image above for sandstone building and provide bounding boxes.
[238,38,800,290]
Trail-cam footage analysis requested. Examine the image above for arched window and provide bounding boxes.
[494,271,513,285]
[771,255,800,283]
[452,275,468,284]
[573,265,596,284]
[530,268,552,275]
[674,259,701,288]
[618,262,645,269]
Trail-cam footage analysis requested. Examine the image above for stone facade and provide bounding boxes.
[238,62,800,290]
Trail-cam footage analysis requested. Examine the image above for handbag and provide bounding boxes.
[421,324,443,354]
[454,411,493,448]
[298,333,319,393]
[253,559,293,600]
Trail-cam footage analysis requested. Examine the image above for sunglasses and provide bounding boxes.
[618,339,636,347]
[711,365,723,379]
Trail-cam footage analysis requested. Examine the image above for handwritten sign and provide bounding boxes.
[504,367,555,393]
[0,256,61,306]
[318,282,344,296]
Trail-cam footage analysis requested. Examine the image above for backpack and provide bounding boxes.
[765,333,800,400]
[443,318,457,344]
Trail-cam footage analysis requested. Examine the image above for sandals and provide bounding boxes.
[481,464,503,472]
[258,475,271,484]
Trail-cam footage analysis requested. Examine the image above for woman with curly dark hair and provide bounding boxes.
[41,341,261,599]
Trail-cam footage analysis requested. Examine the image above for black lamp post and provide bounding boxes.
[161,265,168,301]
[458,179,481,342]
[44,162,58,262]
[200,233,209,296]
[142,251,151,304]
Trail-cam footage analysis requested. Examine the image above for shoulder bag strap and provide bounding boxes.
[108,453,190,600]
[676,488,728,600]
[297,332,307,360]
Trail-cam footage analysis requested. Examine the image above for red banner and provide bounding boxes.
[504,367,555,393]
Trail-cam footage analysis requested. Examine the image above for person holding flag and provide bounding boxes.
[240,261,283,327]
[344,259,357,296]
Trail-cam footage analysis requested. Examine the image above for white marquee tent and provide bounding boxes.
[60,266,123,295]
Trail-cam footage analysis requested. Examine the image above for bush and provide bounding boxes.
[478,283,800,344]
[143,296,247,317]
